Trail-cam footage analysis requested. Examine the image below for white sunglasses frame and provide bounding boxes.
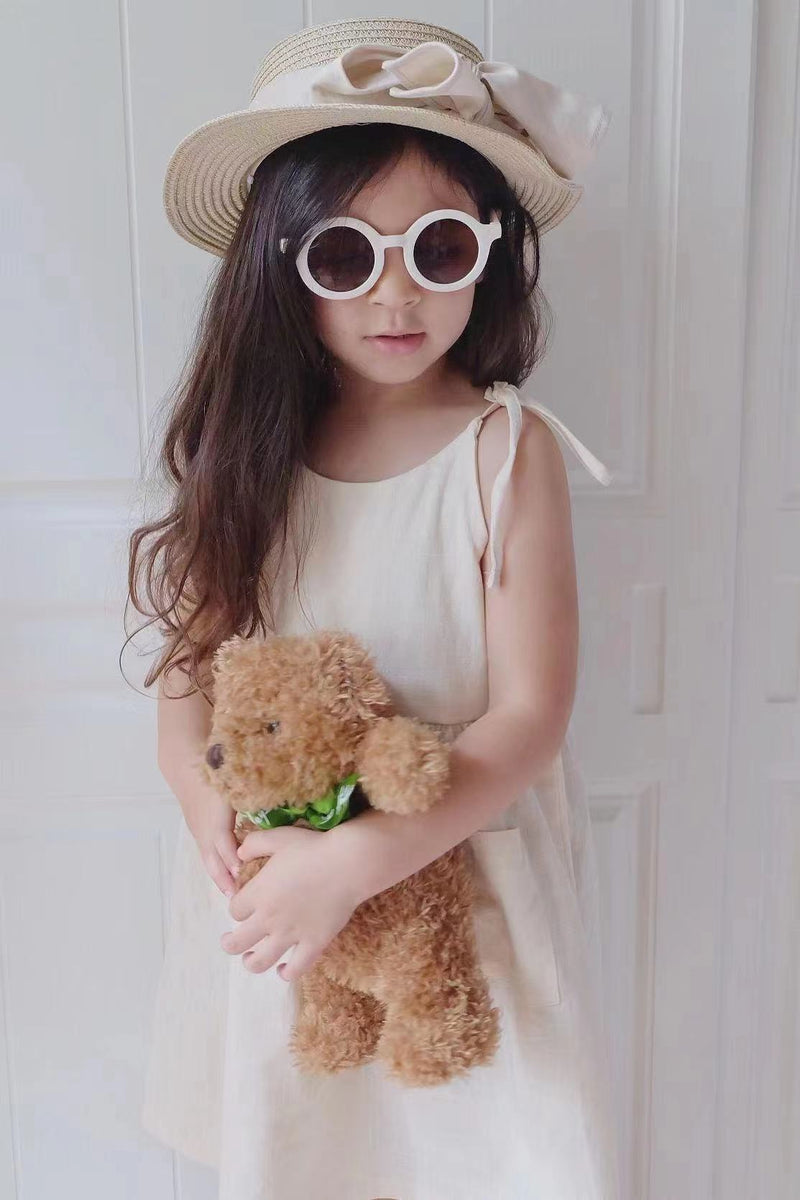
[279,208,502,299]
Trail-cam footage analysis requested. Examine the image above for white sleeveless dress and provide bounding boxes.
[141,380,622,1199]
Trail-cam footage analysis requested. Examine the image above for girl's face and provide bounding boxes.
[311,150,483,387]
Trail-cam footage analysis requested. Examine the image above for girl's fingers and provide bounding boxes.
[220,911,270,956]
[277,940,322,983]
[216,829,243,880]
[203,845,236,898]
[241,932,297,974]
[237,825,311,861]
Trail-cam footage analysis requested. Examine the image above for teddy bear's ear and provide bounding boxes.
[313,630,394,724]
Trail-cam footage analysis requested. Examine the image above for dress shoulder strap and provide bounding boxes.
[477,380,613,588]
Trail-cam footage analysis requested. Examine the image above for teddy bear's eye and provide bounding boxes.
[263,720,280,734]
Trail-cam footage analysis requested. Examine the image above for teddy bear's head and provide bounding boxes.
[201,629,393,813]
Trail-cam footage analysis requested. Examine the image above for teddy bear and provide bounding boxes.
[200,627,500,1087]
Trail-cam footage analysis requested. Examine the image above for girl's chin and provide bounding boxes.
[329,342,448,383]
[353,358,434,384]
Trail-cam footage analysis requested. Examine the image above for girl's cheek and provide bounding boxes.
[314,303,354,352]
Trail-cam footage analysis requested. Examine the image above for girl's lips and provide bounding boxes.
[366,332,426,355]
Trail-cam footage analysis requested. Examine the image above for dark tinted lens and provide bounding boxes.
[413,218,479,284]
[306,226,374,293]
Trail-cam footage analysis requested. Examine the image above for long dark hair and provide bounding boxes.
[124,122,552,701]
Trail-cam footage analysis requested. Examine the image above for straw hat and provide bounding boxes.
[163,16,612,257]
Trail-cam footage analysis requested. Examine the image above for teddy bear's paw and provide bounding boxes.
[357,717,450,815]
[289,992,386,1076]
[378,993,501,1087]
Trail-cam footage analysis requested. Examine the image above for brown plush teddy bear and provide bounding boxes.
[201,628,500,1087]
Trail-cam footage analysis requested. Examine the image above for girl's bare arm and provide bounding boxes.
[158,666,242,897]
[330,406,578,902]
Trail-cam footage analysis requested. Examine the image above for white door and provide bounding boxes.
[714,1,800,1196]
[1,2,795,1199]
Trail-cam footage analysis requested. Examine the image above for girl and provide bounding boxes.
[135,17,620,1200]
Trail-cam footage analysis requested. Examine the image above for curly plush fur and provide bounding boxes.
[201,629,500,1087]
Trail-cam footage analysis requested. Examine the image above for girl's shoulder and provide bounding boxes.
[474,384,612,588]
[475,400,569,537]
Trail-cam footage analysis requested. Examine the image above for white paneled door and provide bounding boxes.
[1,2,797,1199]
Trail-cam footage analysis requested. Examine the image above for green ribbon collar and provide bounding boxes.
[240,772,360,832]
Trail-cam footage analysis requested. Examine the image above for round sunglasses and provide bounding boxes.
[279,208,502,300]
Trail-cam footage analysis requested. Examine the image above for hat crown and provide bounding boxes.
[249,17,483,102]
[164,16,611,256]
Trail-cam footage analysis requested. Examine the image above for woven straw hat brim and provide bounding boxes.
[163,102,583,257]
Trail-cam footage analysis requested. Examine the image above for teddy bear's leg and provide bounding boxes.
[376,963,500,1087]
[372,847,501,1087]
[290,960,386,1076]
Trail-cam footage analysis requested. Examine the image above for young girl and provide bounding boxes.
[135,17,620,1199]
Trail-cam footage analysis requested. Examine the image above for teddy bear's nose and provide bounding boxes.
[206,743,224,769]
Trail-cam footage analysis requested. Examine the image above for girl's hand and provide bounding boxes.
[222,824,368,982]
[181,785,242,899]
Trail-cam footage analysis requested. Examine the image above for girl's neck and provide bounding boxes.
[306,360,489,481]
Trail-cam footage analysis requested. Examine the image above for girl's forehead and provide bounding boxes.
[346,155,478,226]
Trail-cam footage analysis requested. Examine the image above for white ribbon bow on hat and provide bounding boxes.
[250,41,611,180]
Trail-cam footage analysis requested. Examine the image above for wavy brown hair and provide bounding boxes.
[124,122,552,702]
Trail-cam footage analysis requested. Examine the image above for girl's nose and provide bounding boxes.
[369,246,420,304]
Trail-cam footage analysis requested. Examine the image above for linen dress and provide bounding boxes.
[141,379,621,1200]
